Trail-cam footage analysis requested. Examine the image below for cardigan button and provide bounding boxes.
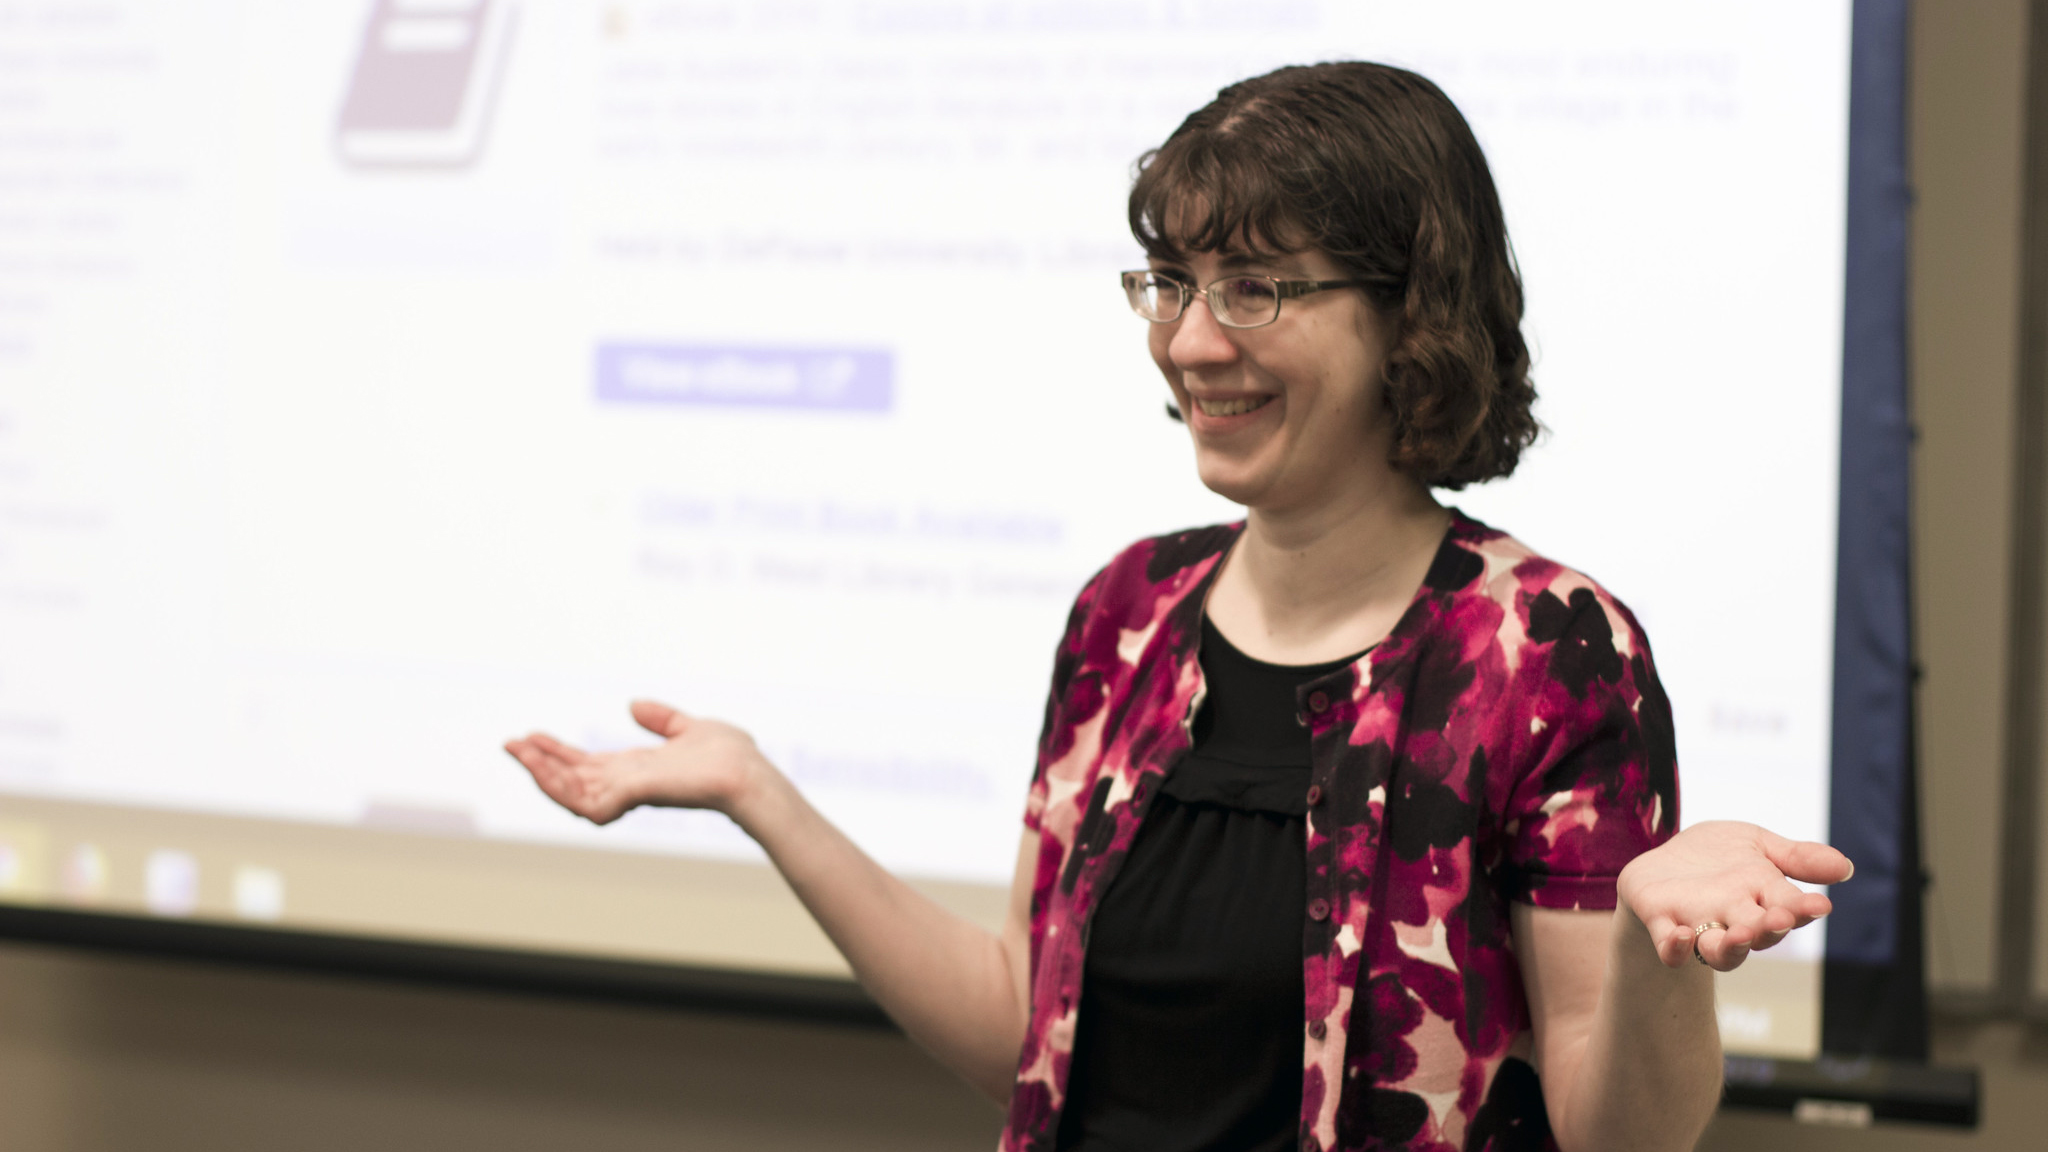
[1306,690,1331,714]
[1308,1019,1327,1040]
[1308,898,1331,922]
[1305,784,1324,807]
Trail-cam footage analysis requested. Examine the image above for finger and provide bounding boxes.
[526,732,591,765]
[631,699,691,739]
[1689,919,1750,971]
[1759,833,1854,885]
[514,757,582,808]
[1739,905,1795,951]
[1643,913,1691,968]
[1688,922,1728,970]
[503,737,562,774]
[1761,877,1833,925]
[1717,907,1774,972]
[1750,926,1792,952]
[1718,900,1772,949]
[1746,900,1798,935]
[518,747,581,792]
[510,738,602,796]
[1661,919,1695,968]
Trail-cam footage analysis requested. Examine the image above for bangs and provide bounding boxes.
[1128,127,1308,263]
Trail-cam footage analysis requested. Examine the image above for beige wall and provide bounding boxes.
[4,3,2048,1151]
[1914,0,2033,1002]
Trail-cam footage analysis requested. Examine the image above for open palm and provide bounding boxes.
[1619,820,1854,970]
[503,700,763,824]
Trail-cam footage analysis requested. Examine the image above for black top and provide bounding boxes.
[1055,617,1370,1152]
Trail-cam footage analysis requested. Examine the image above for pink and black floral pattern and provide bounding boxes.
[1005,512,1677,1152]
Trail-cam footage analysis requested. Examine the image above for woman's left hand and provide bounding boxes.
[1616,820,1855,971]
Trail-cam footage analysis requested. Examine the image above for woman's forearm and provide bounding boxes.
[1552,902,1723,1152]
[727,764,1030,1103]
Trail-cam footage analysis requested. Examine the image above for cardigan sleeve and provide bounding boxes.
[1499,585,1680,910]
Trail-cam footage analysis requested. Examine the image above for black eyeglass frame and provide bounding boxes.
[1120,270,1371,329]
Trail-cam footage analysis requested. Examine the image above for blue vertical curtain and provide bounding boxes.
[1824,0,1926,1059]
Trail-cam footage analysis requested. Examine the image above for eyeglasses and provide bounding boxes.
[1120,270,1369,329]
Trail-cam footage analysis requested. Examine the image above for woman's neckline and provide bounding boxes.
[1201,613,1374,676]
[1195,507,1460,666]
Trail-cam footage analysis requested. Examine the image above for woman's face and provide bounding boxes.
[1147,245,1401,515]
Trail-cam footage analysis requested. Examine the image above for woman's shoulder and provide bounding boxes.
[1102,520,1243,587]
[1065,521,1244,626]
[1431,509,1658,681]
[1428,513,1678,840]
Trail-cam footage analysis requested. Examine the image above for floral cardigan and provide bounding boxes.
[1003,512,1678,1152]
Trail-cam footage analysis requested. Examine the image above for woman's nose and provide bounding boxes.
[1167,293,1240,370]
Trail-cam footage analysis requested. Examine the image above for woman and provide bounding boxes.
[505,63,1851,1152]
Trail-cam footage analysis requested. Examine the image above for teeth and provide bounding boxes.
[1196,395,1272,417]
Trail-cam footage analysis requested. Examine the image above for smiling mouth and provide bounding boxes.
[1194,395,1274,417]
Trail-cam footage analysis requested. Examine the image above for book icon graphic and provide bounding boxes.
[334,0,518,170]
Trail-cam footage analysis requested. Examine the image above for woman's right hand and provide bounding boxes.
[503,699,771,825]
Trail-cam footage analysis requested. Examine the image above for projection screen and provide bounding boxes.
[0,0,1849,1058]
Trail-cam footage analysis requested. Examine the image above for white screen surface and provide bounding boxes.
[0,1,1848,1055]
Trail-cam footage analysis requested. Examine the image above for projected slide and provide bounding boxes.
[0,1,1848,1056]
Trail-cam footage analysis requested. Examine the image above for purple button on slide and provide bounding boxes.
[594,343,893,412]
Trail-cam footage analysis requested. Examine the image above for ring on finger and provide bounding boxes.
[1692,921,1728,967]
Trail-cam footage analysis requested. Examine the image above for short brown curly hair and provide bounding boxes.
[1130,62,1539,490]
